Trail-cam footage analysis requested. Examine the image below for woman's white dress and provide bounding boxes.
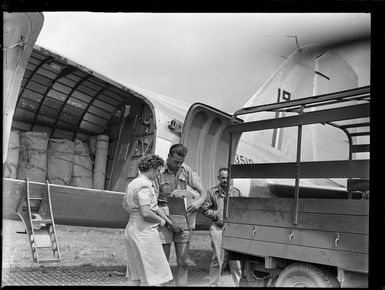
[122,174,173,286]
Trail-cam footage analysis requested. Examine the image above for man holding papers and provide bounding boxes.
[153,144,206,286]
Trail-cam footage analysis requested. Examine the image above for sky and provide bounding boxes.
[36,13,371,113]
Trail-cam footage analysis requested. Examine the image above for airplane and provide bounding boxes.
[3,12,370,232]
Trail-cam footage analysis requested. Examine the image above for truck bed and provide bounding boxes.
[222,197,368,273]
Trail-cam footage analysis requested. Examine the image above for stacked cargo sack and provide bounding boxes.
[47,139,75,185]
[71,139,93,188]
[4,130,20,179]
[18,131,49,182]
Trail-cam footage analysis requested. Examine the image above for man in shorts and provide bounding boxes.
[154,144,206,286]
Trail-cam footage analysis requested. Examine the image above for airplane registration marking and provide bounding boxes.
[271,88,291,150]
[234,153,253,164]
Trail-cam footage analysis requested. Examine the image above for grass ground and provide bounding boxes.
[2,220,237,286]
[2,220,212,268]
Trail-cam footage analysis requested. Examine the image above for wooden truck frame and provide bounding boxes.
[222,86,370,287]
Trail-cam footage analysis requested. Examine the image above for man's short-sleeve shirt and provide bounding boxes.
[154,163,202,204]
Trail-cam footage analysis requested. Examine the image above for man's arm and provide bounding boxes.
[152,176,160,198]
[201,190,218,220]
[187,171,206,212]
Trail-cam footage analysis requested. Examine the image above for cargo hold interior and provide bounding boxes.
[8,45,156,192]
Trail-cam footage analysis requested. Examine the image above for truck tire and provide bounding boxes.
[275,262,340,287]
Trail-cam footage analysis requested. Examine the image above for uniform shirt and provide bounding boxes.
[153,163,203,205]
[201,184,240,226]
[122,174,159,213]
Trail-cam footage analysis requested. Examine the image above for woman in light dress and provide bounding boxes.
[122,154,183,286]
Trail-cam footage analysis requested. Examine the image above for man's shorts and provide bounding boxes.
[158,205,192,244]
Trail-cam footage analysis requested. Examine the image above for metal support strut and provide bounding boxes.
[293,106,304,225]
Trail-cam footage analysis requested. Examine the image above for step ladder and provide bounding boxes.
[16,178,61,265]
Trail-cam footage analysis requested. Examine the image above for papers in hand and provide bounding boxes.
[168,190,199,230]
[167,196,189,231]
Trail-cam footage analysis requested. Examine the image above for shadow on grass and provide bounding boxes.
[189,249,212,270]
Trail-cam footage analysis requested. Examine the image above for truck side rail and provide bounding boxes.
[231,160,369,179]
[231,86,370,121]
[225,86,370,223]
[228,103,369,134]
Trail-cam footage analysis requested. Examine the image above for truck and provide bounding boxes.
[221,87,370,287]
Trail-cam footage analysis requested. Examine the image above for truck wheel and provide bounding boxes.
[275,262,340,287]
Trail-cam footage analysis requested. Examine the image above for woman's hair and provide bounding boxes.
[138,154,164,172]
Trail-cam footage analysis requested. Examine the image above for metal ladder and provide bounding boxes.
[16,178,61,265]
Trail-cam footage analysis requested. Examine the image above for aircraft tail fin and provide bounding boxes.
[243,44,358,109]
[235,45,360,195]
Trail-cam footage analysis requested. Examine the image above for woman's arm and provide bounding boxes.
[140,205,166,226]
[156,208,183,232]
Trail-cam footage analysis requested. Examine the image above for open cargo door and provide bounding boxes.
[181,103,242,229]
[180,103,242,193]
[3,12,44,163]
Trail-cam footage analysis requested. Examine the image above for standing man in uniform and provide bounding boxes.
[202,167,242,287]
[154,143,206,286]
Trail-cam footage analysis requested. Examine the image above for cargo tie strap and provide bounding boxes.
[48,150,74,154]
[22,163,46,172]
[49,156,74,164]
[15,178,61,265]
[74,151,91,156]
[72,163,93,171]
[20,148,47,155]
[48,177,71,185]
[72,175,92,179]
